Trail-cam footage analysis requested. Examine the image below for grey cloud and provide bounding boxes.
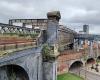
[69,10,100,24]
[0,0,100,33]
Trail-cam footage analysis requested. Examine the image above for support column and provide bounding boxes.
[43,60,57,80]
[74,39,77,50]
[9,20,13,25]
[96,41,99,57]
[77,39,80,51]
[90,41,94,57]
[22,23,26,27]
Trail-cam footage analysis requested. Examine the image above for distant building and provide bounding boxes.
[83,24,89,34]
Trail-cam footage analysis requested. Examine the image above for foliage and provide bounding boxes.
[3,33,17,36]
[9,72,16,80]
[30,33,39,38]
[2,31,39,38]
[96,59,100,67]
[42,44,54,61]
[83,54,87,62]
[42,44,51,56]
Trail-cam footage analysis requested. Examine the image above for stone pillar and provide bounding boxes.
[43,11,61,80]
[47,11,61,44]
[43,60,57,80]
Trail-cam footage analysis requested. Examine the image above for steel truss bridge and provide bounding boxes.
[75,34,100,40]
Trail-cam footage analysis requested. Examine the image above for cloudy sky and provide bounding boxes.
[0,0,100,34]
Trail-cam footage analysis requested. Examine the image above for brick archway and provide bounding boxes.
[69,61,83,72]
[86,58,95,65]
[57,50,84,74]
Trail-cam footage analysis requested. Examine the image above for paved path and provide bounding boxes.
[80,68,100,80]
[70,67,100,80]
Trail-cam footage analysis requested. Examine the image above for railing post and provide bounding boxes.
[4,44,6,50]
[15,43,17,49]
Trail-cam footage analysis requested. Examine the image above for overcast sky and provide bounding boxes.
[0,0,100,34]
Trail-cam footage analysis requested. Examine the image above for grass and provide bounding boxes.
[57,73,84,80]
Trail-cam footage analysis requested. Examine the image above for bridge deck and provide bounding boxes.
[75,34,100,40]
[0,37,38,57]
[0,47,41,64]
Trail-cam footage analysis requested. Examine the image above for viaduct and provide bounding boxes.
[0,11,100,80]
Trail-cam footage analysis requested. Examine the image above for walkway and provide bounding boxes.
[70,67,100,80]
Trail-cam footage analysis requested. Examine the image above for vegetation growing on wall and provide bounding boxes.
[0,30,39,39]
[42,44,54,61]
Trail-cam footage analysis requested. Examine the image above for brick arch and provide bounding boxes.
[69,59,84,67]
[57,50,84,74]
[0,64,29,80]
[86,58,95,64]
[69,60,83,71]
